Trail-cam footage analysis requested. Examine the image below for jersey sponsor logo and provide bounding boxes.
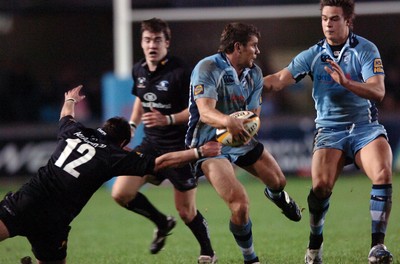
[222,94,245,103]
[73,132,107,148]
[156,80,169,91]
[142,102,171,109]
[143,92,157,102]
[373,59,384,74]
[223,74,235,84]
[194,84,204,95]
[321,54,332,62]
[137,77,146,88]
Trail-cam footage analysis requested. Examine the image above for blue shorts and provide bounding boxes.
[191,141,264,178]
[313,121,388,165]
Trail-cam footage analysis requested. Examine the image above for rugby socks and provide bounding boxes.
[307,189,330,249]
[229,219,257,262]
[125,192,168,229]
[370,184,392,247]
[186,210,214,256]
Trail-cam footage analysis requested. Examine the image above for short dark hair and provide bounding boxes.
[320,0,355,30]
[141,17,171,41]
[218,22,261,54]
[102,117,131,147]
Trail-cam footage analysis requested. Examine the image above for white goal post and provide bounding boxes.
[112,0,400,78]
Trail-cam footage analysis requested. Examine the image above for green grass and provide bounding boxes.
[1,172,399,263]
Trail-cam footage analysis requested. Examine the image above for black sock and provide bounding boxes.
[125,192,167,228]
[371,232,385,248]
[309,233,323,249]
[186,210,214,256]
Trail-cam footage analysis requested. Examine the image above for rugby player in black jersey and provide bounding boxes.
[0,85,221,264]
[111,18,217,263]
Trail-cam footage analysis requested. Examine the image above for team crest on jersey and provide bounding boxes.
[194,84,204,95]
[156,80,169,91]
[373,59,384,73]
[223,74,235,84]
[137,77,146,88]
[143,92,157,102]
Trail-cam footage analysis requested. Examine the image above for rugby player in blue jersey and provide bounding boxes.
[0,85,221,264]
[186,22,302,264]
[264,1,393,263]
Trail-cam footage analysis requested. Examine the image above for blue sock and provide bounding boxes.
[370,184,392,246]
[229,219,257,261]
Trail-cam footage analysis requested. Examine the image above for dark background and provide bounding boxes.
[0,1,399,177]
[0,1,399,124]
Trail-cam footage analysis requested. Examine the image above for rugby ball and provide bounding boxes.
[215,110,260,147]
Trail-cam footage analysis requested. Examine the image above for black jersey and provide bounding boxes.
[132,55,190,147]
[19,116,155,222]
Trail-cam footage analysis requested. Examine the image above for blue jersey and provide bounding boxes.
[287,32,385,128]
[186,52,263,155]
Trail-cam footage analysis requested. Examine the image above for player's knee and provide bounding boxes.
[372,167,392,184]
[265,172,287,190]
[312,185,332,199]
[229,200,249,220]
[111,191,135,207]
[176,206,196,223]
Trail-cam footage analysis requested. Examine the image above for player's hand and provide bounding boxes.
[225,116,251,144]
[199,141,222,157]
[64,85,86,103]
[324,59,349,87]
[142,107,169,127]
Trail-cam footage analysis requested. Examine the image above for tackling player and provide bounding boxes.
[186,22,302,264]
[0,85,221,264]
[264,0,393,263]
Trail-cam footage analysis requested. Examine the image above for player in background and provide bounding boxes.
[0,85,221,264]
[186,22,302,264]
[263,0,393,263]
[111,18,217,263]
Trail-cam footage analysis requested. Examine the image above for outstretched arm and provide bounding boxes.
[263,68,296,92]
[60,85,86,119]
[154,141,222,171]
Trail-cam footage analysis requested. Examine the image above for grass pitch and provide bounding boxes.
[0,172,399,263]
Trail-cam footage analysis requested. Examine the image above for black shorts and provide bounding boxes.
[135,139,197,191]
[234,142,264,167]
[0,191,71,261]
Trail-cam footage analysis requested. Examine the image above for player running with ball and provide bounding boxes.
[186,22,302,264]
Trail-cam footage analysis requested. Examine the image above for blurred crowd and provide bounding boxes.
[0,59,102,124]
[0,50,399,125]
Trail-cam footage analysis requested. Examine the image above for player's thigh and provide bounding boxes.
[201,158,247,203]
[111,175,146,198]
[311,148,345,190]
[0,220,10,241]
[355,136,392,184]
